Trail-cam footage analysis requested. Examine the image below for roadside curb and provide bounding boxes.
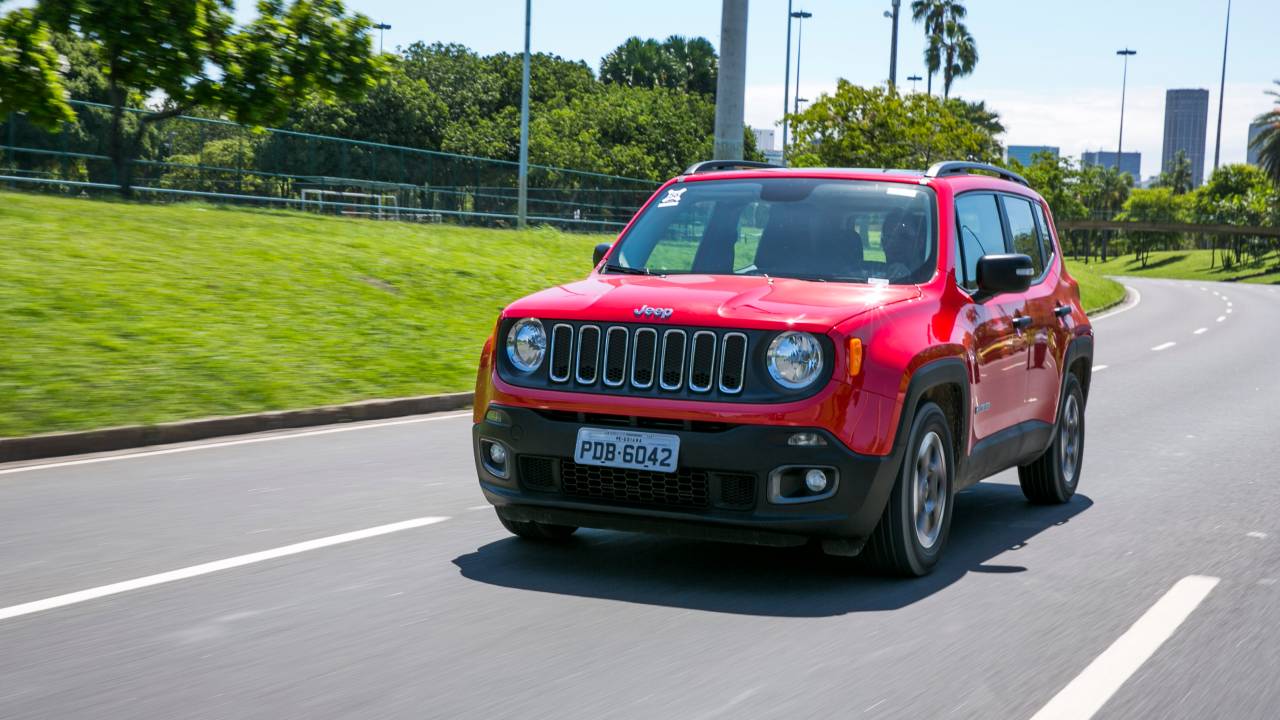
[0,392,474,464]
[1088,281,1140,320]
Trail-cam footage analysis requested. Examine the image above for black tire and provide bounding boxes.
[497,513,578,541]
[863,402,955,577]
[1019,373,1085,504]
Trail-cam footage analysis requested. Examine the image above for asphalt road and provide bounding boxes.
[2,277,1279,720]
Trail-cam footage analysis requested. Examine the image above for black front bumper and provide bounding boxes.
[473,405,902,550]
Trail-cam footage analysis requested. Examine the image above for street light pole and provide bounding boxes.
[517,0,531,228]
[1212,0,1231,172]
[792,11,812,118]
[887,0,901,89]
[373,23,391,54]
[1116,48,1137,174]
[781,0,793,162]
[907,74,923,93]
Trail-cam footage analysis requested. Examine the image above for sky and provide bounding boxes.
[254,0,1273,180]
[9,0,1269,179]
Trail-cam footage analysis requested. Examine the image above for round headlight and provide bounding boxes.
[766,331,824,389]
[506,318,546,373]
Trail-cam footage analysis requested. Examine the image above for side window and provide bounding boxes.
[954,193,1008,291]
[1001,195,1045,277]
[1032,202,1056,270]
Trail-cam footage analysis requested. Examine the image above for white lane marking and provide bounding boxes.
[1226,308,1232,314]
[1221,295,1229,301]
[1199,287,1207,291]
[1029,575,1219,720]
[1226,302,1232,307]
[1151,342,1176,352]
[1247,531,1268,539]
[1212,291,1220,296]
[1092,365,1109,372]
[0,412,473,476]
[1193,328,1208,335]
[468,505,492,511]
[0,517,450,622]
[1217,316,1226,323]
[1090,285,1142,321]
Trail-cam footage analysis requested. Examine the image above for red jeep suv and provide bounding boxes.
[472,160,1093,576]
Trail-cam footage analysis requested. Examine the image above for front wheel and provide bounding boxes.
[1018,373,1085,504]
[863,402,955,577]
[497,513,578,541]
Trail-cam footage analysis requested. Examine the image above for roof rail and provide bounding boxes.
[924,161,1029,187]
[682,159,782,175]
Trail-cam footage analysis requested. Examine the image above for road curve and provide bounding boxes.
[1,277,1278,720]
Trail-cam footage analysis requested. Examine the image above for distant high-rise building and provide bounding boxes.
[1081,150,1141,180]
[752,128,776,152]
[1161,89,1209,187]
[1007,145,1060,166]
[1247,120,1268,167]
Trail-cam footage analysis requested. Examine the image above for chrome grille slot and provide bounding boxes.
[630,328,657,388]
[603,327,628,386]
[548,323,574,382]
[688,331,717,392]
[718,332,748,393]
[576,325,601,384]
[659,330,687,390]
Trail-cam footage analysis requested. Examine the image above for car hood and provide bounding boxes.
[504,274,922,331]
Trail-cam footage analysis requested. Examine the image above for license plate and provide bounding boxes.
[573,427,680,473]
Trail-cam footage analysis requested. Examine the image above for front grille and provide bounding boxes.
[561,461,709,509]
[660,330,687,390]
[519,456,557,490]
[575,326,601,384]
[715,473,756,509]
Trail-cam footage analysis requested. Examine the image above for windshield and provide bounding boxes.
[609,178,937,284]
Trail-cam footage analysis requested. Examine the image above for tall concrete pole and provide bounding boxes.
[517,0,531,228]
[1212,0,1231,172]
[888,0,901,89]
[713,0,748,160]
[781,0,793,162]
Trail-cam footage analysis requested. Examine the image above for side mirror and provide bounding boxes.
[593,243,613,268]
[974,253,1034,301]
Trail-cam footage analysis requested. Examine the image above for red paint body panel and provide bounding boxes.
[474,168,1094,461]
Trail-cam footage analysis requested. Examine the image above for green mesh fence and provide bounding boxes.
[0,100,660,229]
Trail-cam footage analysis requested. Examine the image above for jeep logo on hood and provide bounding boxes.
[634,305,674,319]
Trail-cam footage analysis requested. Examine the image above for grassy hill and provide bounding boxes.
[0,192,1126,437]
[1068,249,1280,285]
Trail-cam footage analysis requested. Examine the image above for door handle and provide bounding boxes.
[1012,315,1032,329]
[1054,305,1072,318]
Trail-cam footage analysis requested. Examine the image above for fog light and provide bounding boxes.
[787,432,827,447]
[804,468,829,493]
[488,442,507,465]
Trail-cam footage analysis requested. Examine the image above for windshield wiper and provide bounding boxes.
[604,264,656,276]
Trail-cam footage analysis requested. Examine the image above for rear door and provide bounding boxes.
[955,193,1031,439]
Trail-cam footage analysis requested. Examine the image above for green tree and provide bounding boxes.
[786,81,1002,168]
[1076,164,1131,261]
[1156,149,1193,194]
[1250,80,1280,185]
[0,9,74,128]
[600,35,717,96]
[1014,151,1087,222]
[939,18,977,98]
[910,0,966,96]
[1116,187,1189,266]
[1,0,386,195]
[1193,164,1279,268]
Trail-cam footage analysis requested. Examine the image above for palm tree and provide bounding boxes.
[940,19,977,98]
[661,35,718,97]
[600,37,673,90]
[1158,150,1193,194]
[910,0,966,96]
[1251,80,1280,185]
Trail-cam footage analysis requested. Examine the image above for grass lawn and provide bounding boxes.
[1071,249,1280,285]
[1065,259,1127,314]
[0,192,606,437]
[1,191,1133,437]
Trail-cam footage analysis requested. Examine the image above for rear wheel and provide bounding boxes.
[497,513,578,541]
[1019,373,1085,504]
[863,402,955,577]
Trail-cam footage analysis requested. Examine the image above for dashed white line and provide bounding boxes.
[1226,308,1232,314]
[1247,531,1268,539]
[1092,365,1109,372]
[0,517,450,622]
[1217,316,1227,323]
[1029,575,1220,720]
[1151,342,1176,352]
[1212,291,1220,296]
[0,412,473,476]
[1193,328,1208,335]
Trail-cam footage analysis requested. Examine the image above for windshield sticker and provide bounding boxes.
[657,188,687,208]
[867,277,890,286]
[886,187,918,198]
